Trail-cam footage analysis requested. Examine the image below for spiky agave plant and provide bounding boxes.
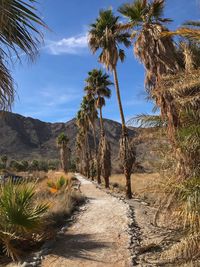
[0,180,48,260]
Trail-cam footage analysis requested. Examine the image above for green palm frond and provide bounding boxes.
[119,0,168,24]
[0,55,14,110]
[118,0,147,23]
[57,133,69,146]
[88,9,131,70]
[84,68,112,109]
[0,0,46,60]
[127,114,165,128]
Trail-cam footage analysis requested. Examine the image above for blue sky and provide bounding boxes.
[12,0,200,123]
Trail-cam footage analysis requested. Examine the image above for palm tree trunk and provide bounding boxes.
[113,67,126,135]
[104,176,109,188]
[113,67,132,199]
[96,106,105,185]
[60,146,68,173]
[99,106,105,135]
[92,124,97,155]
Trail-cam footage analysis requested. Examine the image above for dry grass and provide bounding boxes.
[110,172,161,203]
[34,171,85,228]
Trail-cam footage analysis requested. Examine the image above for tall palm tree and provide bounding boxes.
[57,133,70,173]
[85,69,112,187]
[118,0,183,143]
[119,1,200,179]
[0,0,45,111]
[88,9,135,198]
[85,69,112,135]
[76,102,91,178]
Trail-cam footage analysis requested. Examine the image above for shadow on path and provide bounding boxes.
[48,233,111,263]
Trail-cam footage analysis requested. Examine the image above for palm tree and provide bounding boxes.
[85,69,112,186]
[0,0,45,111]
[118,0,183,143]
[89,9,135,198]
[57,133,70,173]
[85,69,112,135]
[119,1,200,179]
[76,105,91,178]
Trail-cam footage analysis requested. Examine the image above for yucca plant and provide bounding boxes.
[0,180,48,260]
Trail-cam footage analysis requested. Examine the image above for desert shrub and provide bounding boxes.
[45,190,85,227]
[47,176,68,193]
[48,160,59,171]
[20,160,29,171]
[156,177,200,264]
[29,160,39,171]
[9,160,24,172]
[0,162,5,170]
[0,180,48,260]
[38,160,48,172]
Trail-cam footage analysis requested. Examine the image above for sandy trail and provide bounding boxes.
[41,174,132,267]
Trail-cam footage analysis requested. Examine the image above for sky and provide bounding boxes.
[12,0,200,123]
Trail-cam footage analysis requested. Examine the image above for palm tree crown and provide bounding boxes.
[88,9,131,70]
[57,133,69,147]
[85,69,112,109]
[119,0,181,92]
[118,0,172,25]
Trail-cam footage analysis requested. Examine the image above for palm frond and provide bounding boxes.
[0,0,46,60]
[0,55,14,110]
[127,114,165,128]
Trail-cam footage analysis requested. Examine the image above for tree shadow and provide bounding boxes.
[49,233,111,263]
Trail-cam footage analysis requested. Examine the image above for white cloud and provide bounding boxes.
[45,33,88,55]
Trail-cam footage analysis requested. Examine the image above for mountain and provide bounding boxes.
[0,112,137,172]
[0,112,165,173]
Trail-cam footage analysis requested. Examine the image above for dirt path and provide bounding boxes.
[41,174,132,267]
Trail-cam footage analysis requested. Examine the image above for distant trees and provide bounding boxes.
[0,155,8,169]
[0,157,60,172]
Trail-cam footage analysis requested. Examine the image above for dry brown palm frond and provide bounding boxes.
[163,28,200,42]
[162,233,200,263]
[157,69,200,109]
[134,23,182,91]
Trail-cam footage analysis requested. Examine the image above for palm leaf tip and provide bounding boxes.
[127,114,164,128]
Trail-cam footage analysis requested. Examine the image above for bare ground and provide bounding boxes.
[41,174,132,267]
